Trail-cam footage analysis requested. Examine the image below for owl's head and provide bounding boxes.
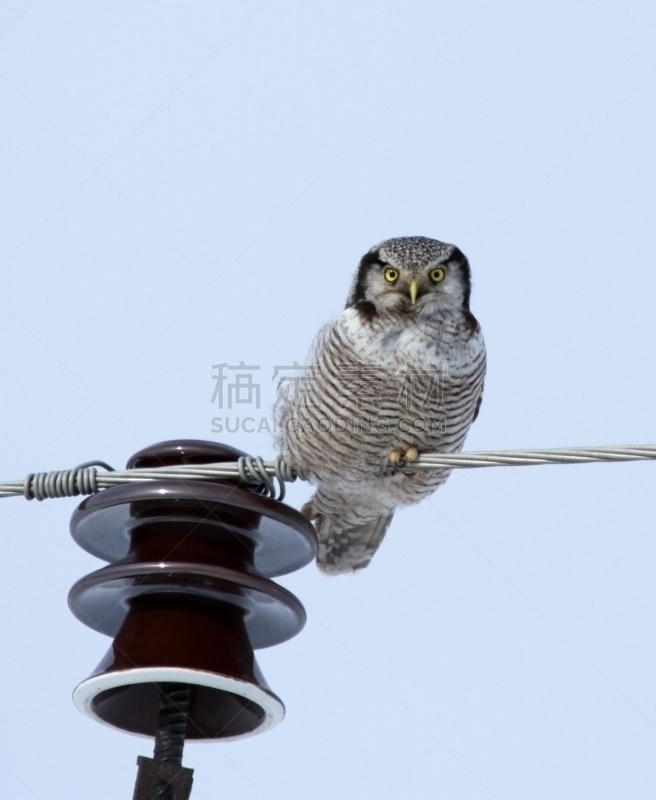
[346,236,472,316]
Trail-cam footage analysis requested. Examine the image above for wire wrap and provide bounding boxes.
[22,461,115,502]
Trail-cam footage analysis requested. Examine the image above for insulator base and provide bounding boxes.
[74,667,284,742]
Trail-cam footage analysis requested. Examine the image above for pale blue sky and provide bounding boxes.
[1,1,656,798]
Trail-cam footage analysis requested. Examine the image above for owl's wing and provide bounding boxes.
[472,383,484,422]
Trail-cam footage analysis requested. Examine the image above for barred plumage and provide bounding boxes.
[276,236,486,574]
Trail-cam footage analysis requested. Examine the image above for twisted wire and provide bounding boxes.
[3,445,656,502]
[153,683,191,765]
[414,445,656,468]
[149,683,191,800]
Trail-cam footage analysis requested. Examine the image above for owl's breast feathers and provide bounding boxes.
[276,305,485,489]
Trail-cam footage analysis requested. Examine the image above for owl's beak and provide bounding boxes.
[409,280,419,305]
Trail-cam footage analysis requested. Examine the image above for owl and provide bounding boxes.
[276,236,486,575]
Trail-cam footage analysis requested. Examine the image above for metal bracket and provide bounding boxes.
[132,756,194,800]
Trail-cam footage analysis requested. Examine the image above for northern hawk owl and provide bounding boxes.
[276,236,486,574]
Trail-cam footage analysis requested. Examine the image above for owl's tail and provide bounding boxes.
[301,500,394,575]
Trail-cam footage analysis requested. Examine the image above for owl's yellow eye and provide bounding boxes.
[384,267,399,283]
[429,267,445,283]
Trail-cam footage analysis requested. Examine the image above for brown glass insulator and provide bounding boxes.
[68,440,316,742]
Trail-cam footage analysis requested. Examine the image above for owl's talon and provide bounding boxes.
[404,446,418,464]
[383,449,404,474]
[387,449,403,467]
